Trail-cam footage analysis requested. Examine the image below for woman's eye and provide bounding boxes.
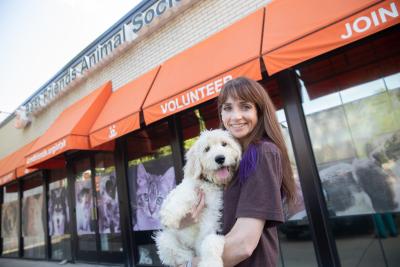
[242,105,252,110]
[205,146,210,152]
[222,106,231,111]
[222,142,227,147]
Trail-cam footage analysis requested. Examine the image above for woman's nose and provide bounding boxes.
[231,110,242,120]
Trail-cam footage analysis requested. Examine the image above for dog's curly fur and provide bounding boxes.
[155,129,242,267]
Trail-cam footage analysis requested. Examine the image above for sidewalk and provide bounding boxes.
[0,258,123,267]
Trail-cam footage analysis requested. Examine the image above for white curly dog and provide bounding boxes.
[155,129,242,267]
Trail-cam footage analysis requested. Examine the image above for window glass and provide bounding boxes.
[127,122,176,265]
[1,183,19,257]
[94,152,123,252]
[22,173,45,258]
[298,28,400,266]
[48,168,71,260]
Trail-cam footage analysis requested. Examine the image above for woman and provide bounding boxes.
[180,77,296,267]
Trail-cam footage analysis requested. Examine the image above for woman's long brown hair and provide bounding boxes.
[218,77,296,203]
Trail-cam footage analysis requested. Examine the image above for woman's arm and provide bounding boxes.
[222,217,265,267]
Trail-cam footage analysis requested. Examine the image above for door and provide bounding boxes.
[72,154,123,263]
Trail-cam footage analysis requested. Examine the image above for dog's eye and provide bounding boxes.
[204,146,210,152]
[222,142,227,147]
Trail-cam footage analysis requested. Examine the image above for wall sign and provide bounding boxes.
[23,0,191,117]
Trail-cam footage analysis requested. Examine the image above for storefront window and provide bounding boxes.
[127,122,176,265]
[1,183,19,257]
[48,168,71,260]
[94,152,122,252]
[22,173,45,258]
[298,29,400,266]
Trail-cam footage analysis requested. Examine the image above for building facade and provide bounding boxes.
[0,0,399,266]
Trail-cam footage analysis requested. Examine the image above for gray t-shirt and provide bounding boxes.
[223,140,284,267]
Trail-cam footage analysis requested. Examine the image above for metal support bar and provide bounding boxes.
[169,115,185,183]
[115,137,136,267]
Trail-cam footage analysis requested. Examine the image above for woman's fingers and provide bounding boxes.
[192,191,205,221]
[178,190,205,229]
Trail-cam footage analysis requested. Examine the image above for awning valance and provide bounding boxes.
[262,0,400,75]
[26,81,112,169]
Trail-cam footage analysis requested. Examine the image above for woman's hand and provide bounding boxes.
[179,189,205,229]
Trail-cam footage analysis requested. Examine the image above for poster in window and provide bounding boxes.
[75,180,95,235]
[48,186,70,236]
[1,200,19,238]
[98,173,121,234]
[128,155,176,231]
[1,200,19,255]
[22,193,44,237]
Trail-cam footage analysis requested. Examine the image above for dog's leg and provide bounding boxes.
[160,179,198,229]
[155,230,194,266]
[198,234,225,267]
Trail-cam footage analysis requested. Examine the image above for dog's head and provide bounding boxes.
[3,204,17,235]
[184,129,241,186]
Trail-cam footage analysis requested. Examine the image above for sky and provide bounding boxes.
[0,0,141,123]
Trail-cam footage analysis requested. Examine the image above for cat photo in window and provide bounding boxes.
[133,163,176,231]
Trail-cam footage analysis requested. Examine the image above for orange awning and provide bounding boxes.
[0,140,37,186]
[89,67,160,148]
[26,81,112,169]
[262,0,400,75]
[142,8,264,124]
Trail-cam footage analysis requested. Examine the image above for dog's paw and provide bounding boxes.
[155,230,194,266]
[198,234,225,267]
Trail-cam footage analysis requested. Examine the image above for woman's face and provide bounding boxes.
[221,96,258,142]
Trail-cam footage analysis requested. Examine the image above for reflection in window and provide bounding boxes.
[301,68,400,266]
[48,168,71,260]
[1,183,19,257]
[94,152,123,252]
[127,122,176,266]
[22,174,45,258]
[301,74,400,216]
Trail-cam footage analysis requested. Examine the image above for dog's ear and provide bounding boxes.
[184,143,202,180]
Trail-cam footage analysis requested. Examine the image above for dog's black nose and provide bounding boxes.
[215,155,225,165]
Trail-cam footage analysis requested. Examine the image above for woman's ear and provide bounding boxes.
[183,143,202,180]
